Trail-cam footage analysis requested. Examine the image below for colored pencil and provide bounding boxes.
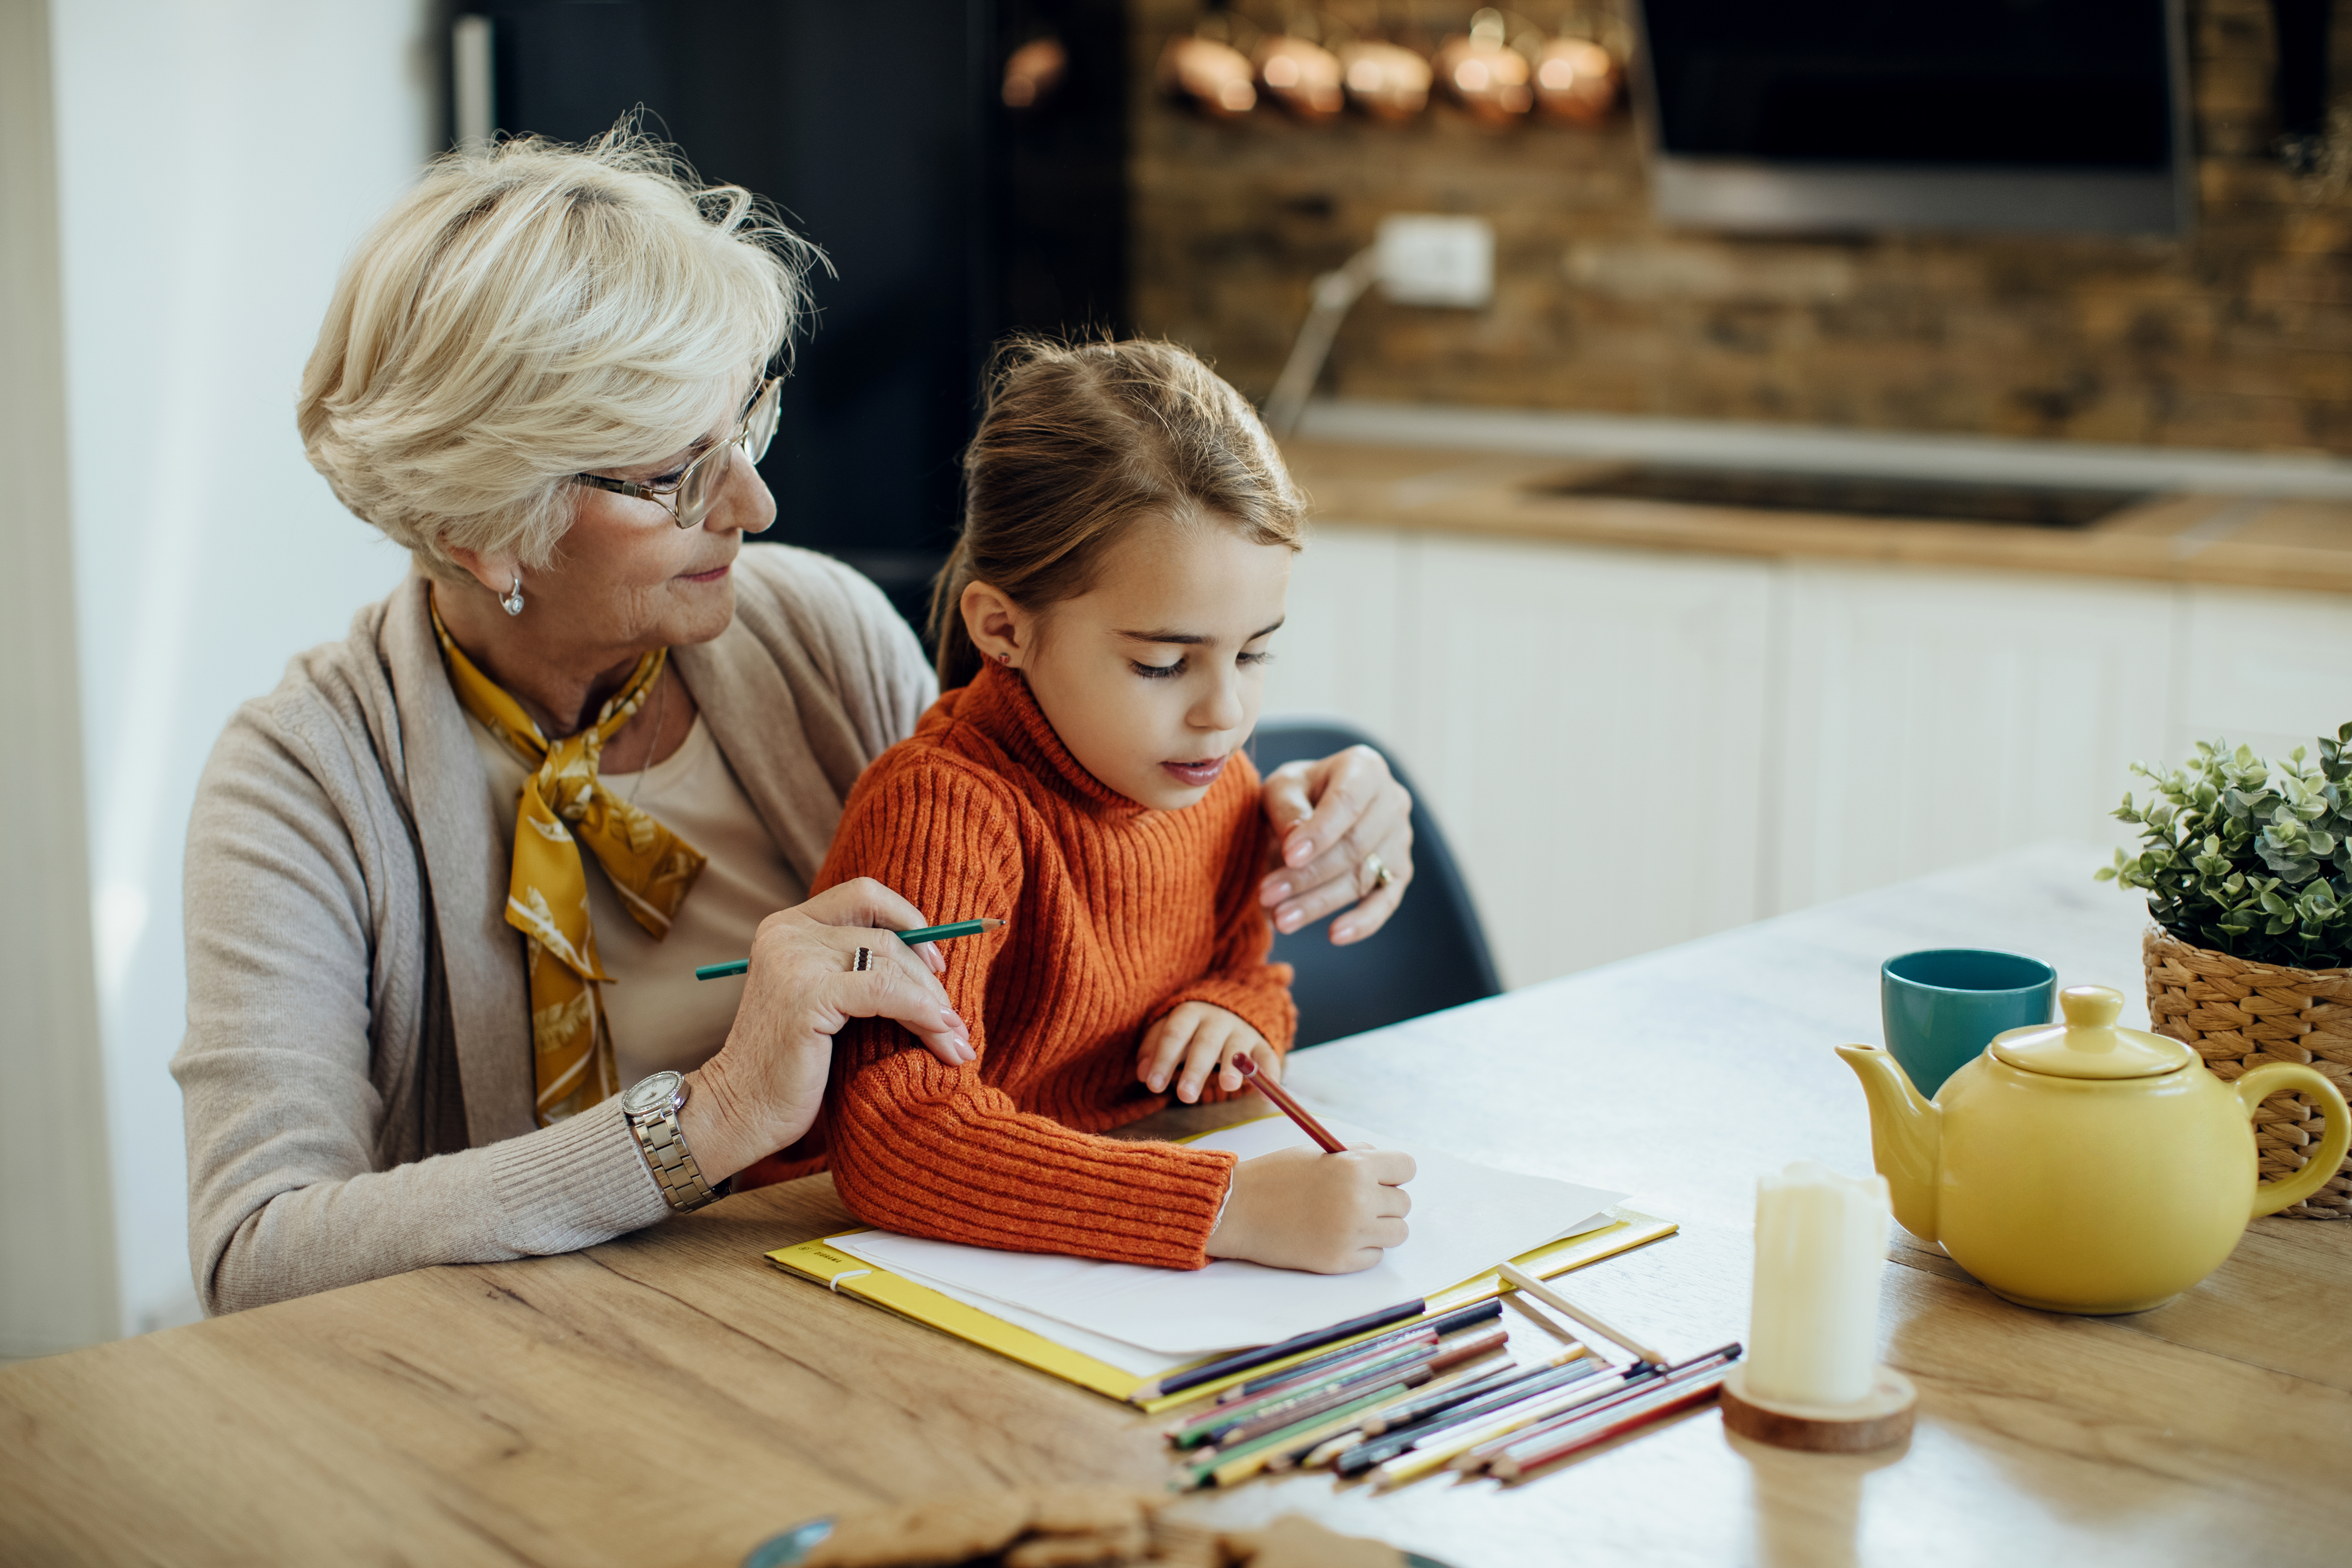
[1354,1356,1604,1448]
[1298,1430,1368,1470]
[1193,1336,1439,1426]
[1354,1347,1586,1438]
[1208,1325,1508,1454]
[1211,1365,1437,1449]
[1371,1369,1659,1490]
[693,918,1005,980]
[1500,1289,1580,1345]
[1298,1363,1534,1476]
[1462,1345,1739,1476]
[1170,1340,1438,1448]
[1132,1296,1426,1403]
[1231,1054,1346,1153]
[1203,1381,1428,1488]
[1217,1299,1502,1403]
[1496,1261,1666,1367]
[1298,1355,1556,1471]
[1189,1334,1434,1426]
[1336,1359,1606,1475]
[1488,1371,1733,1482]
[1263,1330,1510,1472]
[1173,1382,1419,1490]
[1409,1326,1513,1379]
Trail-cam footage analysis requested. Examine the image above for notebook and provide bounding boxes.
[829,1113,1625,1356]
[766,1112,1679,1407]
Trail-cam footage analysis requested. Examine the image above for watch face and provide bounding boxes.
[623,1071,683,1117]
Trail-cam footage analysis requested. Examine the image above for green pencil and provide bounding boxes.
[693,918,1004,981]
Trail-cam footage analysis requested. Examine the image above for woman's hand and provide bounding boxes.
[1258,745,1414,945]
[1137,1002,1279,1103]
[680,879,974,1181]
[1206,1145,1417,1273]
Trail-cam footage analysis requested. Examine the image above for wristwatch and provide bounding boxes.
[621,1070,729,1213]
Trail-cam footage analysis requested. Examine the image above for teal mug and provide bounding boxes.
[1881,949,2057,1098]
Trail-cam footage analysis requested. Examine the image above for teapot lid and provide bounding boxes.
[1989,986,2196,1080]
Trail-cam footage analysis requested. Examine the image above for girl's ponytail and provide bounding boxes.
[928,335,1304,691]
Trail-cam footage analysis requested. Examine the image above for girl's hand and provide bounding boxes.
[1258,745,1414,944]
[1206,1145,1417,1273]
[1138,1002,1278,1103]
[681,879,975,1181]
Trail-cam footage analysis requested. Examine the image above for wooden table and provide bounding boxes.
[5,844,2347,1566]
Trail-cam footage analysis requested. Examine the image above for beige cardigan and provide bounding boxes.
[173,547,935,1314]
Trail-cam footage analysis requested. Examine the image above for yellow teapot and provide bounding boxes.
[1838,984,2350,1314]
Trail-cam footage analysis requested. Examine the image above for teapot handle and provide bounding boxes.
[2232,1063,2352,1218]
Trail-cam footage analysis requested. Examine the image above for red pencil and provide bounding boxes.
[1234,1056,1347,1153]
[1487,1374,1729,1481]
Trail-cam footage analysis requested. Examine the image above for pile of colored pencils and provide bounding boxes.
[1156,1291,1740,1492]
[1147,1089,1735,1491]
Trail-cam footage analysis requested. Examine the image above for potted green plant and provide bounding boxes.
[2100,723,2352,1218]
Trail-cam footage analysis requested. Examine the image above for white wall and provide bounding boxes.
[50,0,435,1336]
[2,0,117,1362]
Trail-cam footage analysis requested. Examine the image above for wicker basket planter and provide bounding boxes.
[2142,924,2352,1219]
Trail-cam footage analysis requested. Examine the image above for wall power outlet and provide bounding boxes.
[1375,214,1495,309]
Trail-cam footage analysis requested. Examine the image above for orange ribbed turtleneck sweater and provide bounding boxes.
[758,662,1296,1269]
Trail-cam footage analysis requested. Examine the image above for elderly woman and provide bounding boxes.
[174,132,1416,1315]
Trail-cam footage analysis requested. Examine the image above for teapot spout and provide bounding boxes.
[1835,1044,1942,1242]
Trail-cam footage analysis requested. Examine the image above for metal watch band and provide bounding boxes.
[627,1098,726,1214]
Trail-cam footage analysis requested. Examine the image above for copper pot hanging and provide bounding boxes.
[1339,39,1433,122]
[1436,9,1533,125]
[1532,34,1620,125]
[1256,33,1346,122]
[1160,29,1258,117]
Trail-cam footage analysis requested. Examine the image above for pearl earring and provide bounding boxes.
[501,573,525,616]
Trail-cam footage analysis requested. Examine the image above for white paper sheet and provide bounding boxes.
[862,1212,1617,1378]
[831,1113,1626,1357]
[864,1257,1195,1377]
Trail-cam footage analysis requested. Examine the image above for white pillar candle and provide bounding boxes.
[1747,1160,1890,1407]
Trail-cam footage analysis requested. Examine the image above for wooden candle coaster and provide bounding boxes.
[1719,1364,1916,1452]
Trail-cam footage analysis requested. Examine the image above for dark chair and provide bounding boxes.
[1247,718,1503,1047]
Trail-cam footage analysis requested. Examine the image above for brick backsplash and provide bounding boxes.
[1130,0,2352,454]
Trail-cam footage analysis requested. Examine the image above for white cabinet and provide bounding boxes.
[1769,564,2174,912]
[1270,530,1771,987]
[2176,584,2352,765]
[1403,538,1772,989]
[1272,522,2352,992]
[1265,526,1410,744]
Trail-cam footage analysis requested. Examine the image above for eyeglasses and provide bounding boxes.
[573,377,782,530]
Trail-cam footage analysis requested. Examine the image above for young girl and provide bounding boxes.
[765,339,1414,1274]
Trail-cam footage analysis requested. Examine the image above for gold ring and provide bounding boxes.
[852,946,873,972]
[1363,853,1394,893]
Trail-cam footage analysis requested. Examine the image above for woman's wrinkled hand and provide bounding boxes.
[681,878,973,1180]
[1206,1144,1417,1273]
[1257,745,1414,944]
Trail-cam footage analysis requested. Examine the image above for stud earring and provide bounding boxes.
[995,650,1012,665]
[501,573,525,616]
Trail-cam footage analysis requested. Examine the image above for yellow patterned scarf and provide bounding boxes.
[430,597,708,1124]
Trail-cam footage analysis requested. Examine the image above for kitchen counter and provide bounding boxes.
[1267,407,2352,989]
[1279,437,2352,597]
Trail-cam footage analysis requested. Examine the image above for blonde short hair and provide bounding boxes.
[298,125,819,575]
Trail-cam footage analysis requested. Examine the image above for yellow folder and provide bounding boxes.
[766,1208,1678,1412]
